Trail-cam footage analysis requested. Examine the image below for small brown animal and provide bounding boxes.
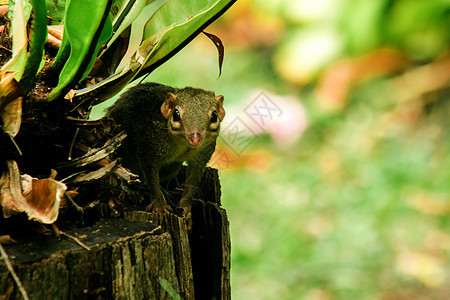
[108,83,225,216]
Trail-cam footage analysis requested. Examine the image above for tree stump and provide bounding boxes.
[0,168,230,300]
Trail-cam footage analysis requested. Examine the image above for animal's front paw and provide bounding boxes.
[178,197,192,219]
[181,206,192,219]
[146,202,173,213]
[145,189,173,213]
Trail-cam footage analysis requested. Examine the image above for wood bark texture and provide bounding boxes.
[0,168,230,300]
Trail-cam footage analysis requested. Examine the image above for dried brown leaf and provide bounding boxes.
[114,166,140,184]
[0,71,23,111]
[71,159,119,183]
[0,235,15,244]
[46,34,62,49]
[47,25,63,41]
[0,71,24,138]
[0,161,67,223]
[23,178,67,223]
[203,31,224,78]
[6,160,26,209]
[64,89,76,101]
[66,188,79,199]
[0,171,16,218]
[1,96,22,137]
[58,131,127,168]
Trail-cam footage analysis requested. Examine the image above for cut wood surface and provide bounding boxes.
[0,168,230,300]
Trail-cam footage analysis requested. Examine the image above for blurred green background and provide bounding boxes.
[95,0,450,298]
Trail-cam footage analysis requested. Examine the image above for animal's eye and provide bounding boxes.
[210,111,218,123]
[173,109,181,121]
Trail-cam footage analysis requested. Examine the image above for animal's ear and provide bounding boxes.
[161,92,176,119]
[216,95,225,121]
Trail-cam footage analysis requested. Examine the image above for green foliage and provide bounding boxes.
[158,277,182,300]
[269,0,450,85]
[3,0,29,81]
[49,0,113,100]
[388,0,450,60]
[219,82,450,299]
[3,0,236,104]
[46,0,67,23]
[80,0,236,111]
[19,0,47,94]
[46,0,236,105]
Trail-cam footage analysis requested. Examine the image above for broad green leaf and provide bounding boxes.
[7,0,32,23]
[115,0,166,72]
[78,0,236,113]
[49,35,70,77]
[46,0,67,24]
[3,0,28,82]
[135,24,173,65]
[72,69,135,106]
[0,50,26,82]
[49,0,113,100]
[20,0,48,94]
[106,0,147,50]
[136,0,233,76]
[96,0,153,73]
[110,0,131,21]
[81,15,113,80]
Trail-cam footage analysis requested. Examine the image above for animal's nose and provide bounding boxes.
[188,132,203,147]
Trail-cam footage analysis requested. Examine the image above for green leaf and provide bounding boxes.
[80,15,113,80]
[49,0,113,100]
[136,0,236,77]
[49,33,70,77]
[19,0,48,94]
[46,0,67,24]
[158,277,181,300]
[114,0,166,73]
[7,0,32,23]
[2,0,29,82]
[106,0,147,50]
[76,0,236,113]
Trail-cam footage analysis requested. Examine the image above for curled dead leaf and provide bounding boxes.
[1,96,23,137]
[0,71,21,109]
[0,161,67,224]
[48,25,63,41]
[64,89,76,101]
[46,34,62,49]
[203,31,224,78]
[0,71,24,138]
[0,235,15,244]
[24,178,67,223]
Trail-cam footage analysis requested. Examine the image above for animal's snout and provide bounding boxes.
[188,132,203,147]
